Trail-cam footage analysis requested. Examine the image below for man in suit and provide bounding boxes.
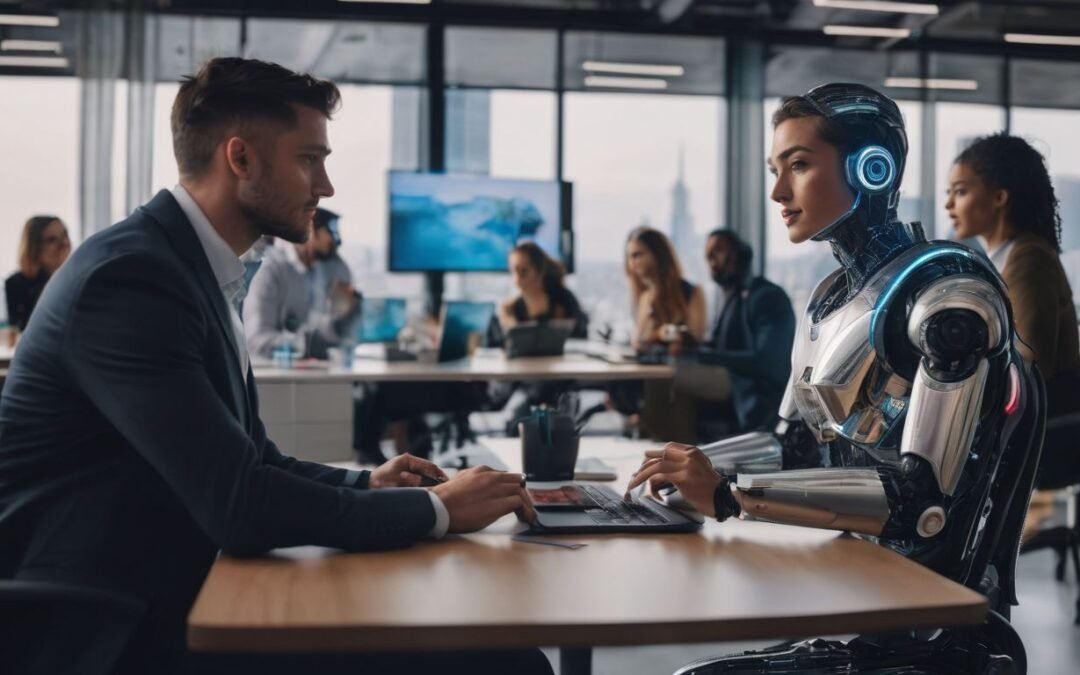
[0,57,547,675]
[680,229,796,434]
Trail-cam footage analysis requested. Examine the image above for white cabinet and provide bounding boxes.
[256,381,353,463]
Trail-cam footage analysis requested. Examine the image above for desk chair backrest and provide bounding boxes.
[0,579,145,675]
[966,363,1046,613]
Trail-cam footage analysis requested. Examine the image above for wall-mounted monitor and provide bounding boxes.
[388,171,573,273]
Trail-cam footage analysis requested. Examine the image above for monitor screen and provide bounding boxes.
[356,297,407,343]
[389,172,571,272]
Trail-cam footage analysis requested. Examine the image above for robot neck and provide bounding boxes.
[820,195,925,295]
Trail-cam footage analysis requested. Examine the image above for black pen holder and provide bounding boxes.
[520,412,579,481]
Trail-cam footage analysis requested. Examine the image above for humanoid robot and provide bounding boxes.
[678,84,1045,674]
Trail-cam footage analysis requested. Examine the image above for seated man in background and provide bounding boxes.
[308,207,354,316]
[243,206,360,360]
[0,56,547,675]
[675,229,795,436]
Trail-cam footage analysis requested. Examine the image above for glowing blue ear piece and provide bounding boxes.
[846,145,896,195]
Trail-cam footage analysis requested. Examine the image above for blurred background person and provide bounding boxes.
[309,207,353,317]
[675,229,795,438]
[494,242,588,434]
[498,241,587,337]
[946,133,1080,539]
[5,215,70,333]
[243,211,360,360]
[621,226,706,443]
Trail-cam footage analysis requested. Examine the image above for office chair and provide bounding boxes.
[1020,410,1080,624]
[0,579,145,675]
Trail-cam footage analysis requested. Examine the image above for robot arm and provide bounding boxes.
[716,276,1009,537]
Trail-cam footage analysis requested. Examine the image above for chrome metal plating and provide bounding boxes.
[699,432,783,474]
[735,468,890,535]
[900,359,989,496]
[907,275,1007,352]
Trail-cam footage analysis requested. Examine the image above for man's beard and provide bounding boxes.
[711,268,738,288]
[237,174,313,244]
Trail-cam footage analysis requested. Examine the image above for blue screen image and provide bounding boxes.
[389,172,563,272]
[357,297,407,343]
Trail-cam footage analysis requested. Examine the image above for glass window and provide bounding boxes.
[321,85,423,301]
[563,32,725,96]
[446,27,556,90]
[564,92,723,338]
[0,76,80,280]
[246,19,425,85]
[1011,107,1080,313]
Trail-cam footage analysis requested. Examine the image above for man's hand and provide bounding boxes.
[368,454,448,489]
[431,466,537,533]
[623,442,723,517]
[329,280,359,317]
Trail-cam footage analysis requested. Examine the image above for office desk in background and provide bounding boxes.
[252,350,674,463]
[188,438,988,675]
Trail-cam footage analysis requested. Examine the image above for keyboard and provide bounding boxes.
[578,485,671,526]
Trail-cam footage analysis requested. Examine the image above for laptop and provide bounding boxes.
[504,319,575,358]
[437,300,496,363]
[525,483,702,534]
[356,297,407,343]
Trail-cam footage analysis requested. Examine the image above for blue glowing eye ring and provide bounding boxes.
[848,145,895,194]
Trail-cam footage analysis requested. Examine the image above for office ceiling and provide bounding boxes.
[4,1,1080,106]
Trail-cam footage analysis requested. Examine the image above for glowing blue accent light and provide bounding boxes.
[869,246,980,344]
[848,146,896,194]
[830,102,879,115]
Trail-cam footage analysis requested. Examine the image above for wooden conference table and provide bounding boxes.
[187,438,988,675]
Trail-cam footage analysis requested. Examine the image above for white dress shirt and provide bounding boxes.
[170,185,448,538]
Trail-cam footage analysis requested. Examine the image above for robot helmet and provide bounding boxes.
[803,82,908,200]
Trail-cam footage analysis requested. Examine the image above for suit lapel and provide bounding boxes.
[139,190,250,428]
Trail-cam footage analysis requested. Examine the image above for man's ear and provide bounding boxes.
[224,137,252,179]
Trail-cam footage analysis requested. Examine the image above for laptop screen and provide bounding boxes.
[357,297,407,343]
[438,301,495,362]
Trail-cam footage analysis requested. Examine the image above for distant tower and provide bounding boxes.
[669,144,700,276]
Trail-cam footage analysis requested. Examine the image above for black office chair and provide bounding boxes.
[0,579,144,675]
[1020,410,1080,624]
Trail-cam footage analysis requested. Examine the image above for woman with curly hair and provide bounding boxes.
[946,134,1080,531]
[945,133,1080,413]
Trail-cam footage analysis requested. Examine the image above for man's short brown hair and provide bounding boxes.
[171,57,341,178]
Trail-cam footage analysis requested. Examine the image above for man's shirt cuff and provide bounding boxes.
[427,491,449,539]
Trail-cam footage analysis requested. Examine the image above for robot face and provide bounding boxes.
[768,116,858,244]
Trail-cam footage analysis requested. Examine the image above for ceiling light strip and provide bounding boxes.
[582,60,685,77]
[884,77,978,90]
[824,25,912,38]
[583,75,668,90]
[0,14,60,27]
[0,55,69,68]
[0,39,63,53]
[1004,33,1080,47]
[813,0,939,15]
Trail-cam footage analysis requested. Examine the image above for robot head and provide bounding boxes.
[778,83,908,241]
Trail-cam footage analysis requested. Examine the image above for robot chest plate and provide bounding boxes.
[790,292,911,447]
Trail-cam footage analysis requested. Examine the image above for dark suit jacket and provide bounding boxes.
[0,191,435,672]
[696,277,795,432]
